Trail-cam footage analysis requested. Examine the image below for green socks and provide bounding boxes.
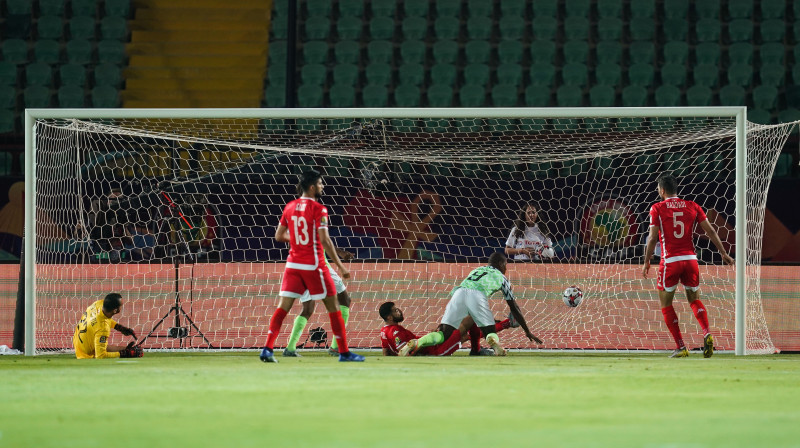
[330,305,349,350]
[417,331,444,348]
[286,315,308,352]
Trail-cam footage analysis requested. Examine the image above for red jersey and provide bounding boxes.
[279,197,329,270]
[380,324,418,355]
[649,197,708,263]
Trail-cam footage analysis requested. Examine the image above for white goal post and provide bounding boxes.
[23,107,794,356]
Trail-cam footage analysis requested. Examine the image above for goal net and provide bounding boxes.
[25,108,796,355]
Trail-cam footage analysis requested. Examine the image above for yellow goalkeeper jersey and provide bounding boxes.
[73,300,119,359]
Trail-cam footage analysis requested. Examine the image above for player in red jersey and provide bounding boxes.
[378,301,515,356]
[260,170,364,363]
[643,173,734,358]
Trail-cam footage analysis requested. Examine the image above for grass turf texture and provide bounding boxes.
[2,352,799,448]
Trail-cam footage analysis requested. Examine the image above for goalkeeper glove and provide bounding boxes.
[115,324,137,339]
[119,342,143,358]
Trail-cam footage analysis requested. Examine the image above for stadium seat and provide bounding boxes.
[371,0,395,16]
[267,63,286,85]
[630,0,655,18]
[427,84,454,107]
[37,15,64,40]
[269,41,287,65]
[25,62,53,86]
[500,0,526,16]
[685,85,712,106]
[728,19,753,43]
[748,109,771,125]
[589,84,616,106]
[561,63,587,86]
[695,0,720,19]
[718,84,746,106]
[727,0,753,18]
[752,85,779,109]
[524,85,550,106]
[629,18,654,41]
[34,40,61,65]
[404,0,428,17]
[365,63,391,86]
[434,17,460,40]
[334,40,360,64]
[499,16,525,40]
[760,0,785,19]
[695,42,721,65]
[529,64,555,87]
[621,85,647,106]
[40,0,66,15]
[436,0,461,16]
[306,0,331,17]
[563,17,589,40]
[760,64,785,87]
[0,85,16,109]
[556,85,583,107]
[394,84,421,107]
[0,109,15,134]
[301,64,327,86]
[597,18,623,40]
[430,63,457,85]
[264,84,286,107]
[491,84,518,106]
[663,41,688,64]
[628,41,654,64]
[71,0,97,16]
[271,16,287,39]
[303,41,328,64]
[759,43,785,65]
[105,0,131,18]
[400,40,425,64]
[597,0,622,18]
[497,40,522,64]
[100,16,128,40]
[662,18,688,41]
[332,64,359,86]
[655,84,681,106]
[297,84,323,107]
[0,63,17,86]
[531,17,558,40]
[459,84,485,107]
[337,16,362,40]
[695,19,721,43]
[367,40,393,63]
[595,63,621,86]
[464,63,490,86]
[69,15,96,40]
[530,40,556,64]
[58,64,86,88]
[759,20,785,42]
[628,63,654,87]
[466,16,492,40]
[562,40,588,64]
[727,42,753,64]
[402,17,427,40]
[369,16,394,40]
[564,0,590,16]
[465,40,491,64]
[497,63,522,86]
[328,84,355,107]
[663,0,689,19]
[433,40,458,64]
[57,85,85,107]
[25,85,52,108]
[396,63,423,87]
[66,39,92,65]
[532,0,557,16]
[727,63,752,87]
[596,41,622,64]
[778,108,800,124]
[692,64,718,87]
[5,13,32,39]
[660,64,686,87]
[2,39,29,65]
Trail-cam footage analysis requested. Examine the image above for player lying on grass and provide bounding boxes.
[379,301,517,356]
[401,252,542,356]
[282,248,354,357]
[73,293,142,359]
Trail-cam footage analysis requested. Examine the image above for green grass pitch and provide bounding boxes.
[2,351,799,448]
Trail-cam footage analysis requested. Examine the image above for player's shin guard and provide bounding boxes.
[329,311,349,354]
[331,305,349,350]
[661,306,685,349]
[690,300,710,336]
[265,308,288,350]
[286,315,308,352]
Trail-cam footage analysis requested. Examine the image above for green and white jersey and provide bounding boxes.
[455,266,515,301]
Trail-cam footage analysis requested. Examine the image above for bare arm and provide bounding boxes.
[275,224,290,243]
[506,298,542,344]
[642,226,660,278]
[319,227,350,279]
[699,219,735,265]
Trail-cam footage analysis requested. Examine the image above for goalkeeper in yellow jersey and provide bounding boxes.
[73,293,142,359]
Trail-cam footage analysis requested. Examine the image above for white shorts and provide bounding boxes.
[441,288,495,328]
[298,268,346,303]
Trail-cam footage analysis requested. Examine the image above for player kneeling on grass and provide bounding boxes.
[379,301,518,356]
[401,252,542,356]
[73,293,142,359]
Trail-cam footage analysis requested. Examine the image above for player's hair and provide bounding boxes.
[296,169,322,196]
[103,293,123,311]
[488,252,507,269]
[378,301,395,321]
[512,201,550,239]
[657,172,678,194]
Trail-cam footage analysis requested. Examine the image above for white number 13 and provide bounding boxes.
[672,212,685,238]
[290,216,310,245]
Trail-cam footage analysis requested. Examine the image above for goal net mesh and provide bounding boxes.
[31,113,794,354]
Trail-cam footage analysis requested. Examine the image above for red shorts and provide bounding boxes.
[657,259,700,292]
[417,330,462,356]
[279,266,336,300]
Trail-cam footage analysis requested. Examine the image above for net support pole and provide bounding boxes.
[735,108,747,356]
[24,111,37,356]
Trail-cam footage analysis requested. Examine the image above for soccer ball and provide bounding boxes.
[562,286,583,307]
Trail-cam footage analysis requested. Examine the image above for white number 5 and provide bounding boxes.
[290,216,310,245]
[672,212,684,239]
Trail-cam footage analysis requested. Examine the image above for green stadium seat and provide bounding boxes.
[337,16,362,40]
[397,63,423,86]
[400,40,425,64]
[497,63,522,85]
[621,85,647,106]
[491,84,519,106]
[91,85,119,107]
[436,0,461,16]
[500,0,526,16]
[371,0,395,16]
[434,17,460,40]
[100,16,128,40]
[556,85,583,107]
[267,63,286,85]
[402,17,427,40]
[685,85,713,106]
[338,0,363,16]
[752,85,779,109]
[264,84,286,107]
[394,84,421,107]
[0,63,17,85]
[760,64,785,87]
[660,64,686,87]
[565,0,590,16]
[25,85,52,107]
[655,84,681,106]
[530,40,556,64]
[328,84,355,107]
[58,63,85,87]
[464,63,490,86]
[404,0,429,17]
[306,0,332,17]
[0,109,15,133]
[597,0,622,18]
[71,0,97,16]
[630,0,655,18]
[332,63,359,86]
[366,40,393,63]
[271,16,287,39]
[499,16,524,40]
[692,64,718,87]
[497,40,522,64]
[301,64,327,86]
[465,40,491,64]
[66,39,92,65]
[760,0,785,19]
[595,63,621,85]
[531,17,557,40]
[297,84,323,107]
[695,0,720,19]
[34,40,61,65]
[430,63,457,85]
[596,40,622,64]
[302,41,328,64]
[529,63,555,87]
[459,84,485,107]
[5,13,32,39]
[562,40,588,64]
[57,85,85,107]
[37,15,64,40]
[759,20,785,42]
[589,84,616,106]
[663,41,688,64]
[759,43,785,65]
[466,16,492,40]
[563,17,589,40]
[628,63,653,87]
[597,18,623,40]
[748,109,772,125]
[424,118,451,133]
[662,18,688,41]
[334,40,360,64]
[695,42,720,65]
[664,0,689,19]
[727,63,752,87]
[778,108,800,124]
[0,85,16,109]
[269,42,287,65]
[40,0,66,16]
[427,84,454,107]
[728,0,752,18]
[561,63,587,86]
[26,62,53,86]
[695,19,721,42]
[433,40,458,64]
[728,19,753,43]
[629,18,654,41]
[365,62,391,86]
[532,0,557,16]
[2,39,29,65]
[369,16,394,40]
[628,41,654,64]
[69,16,95,40]
[719,84,746,106]
[727,42,753,64]
[105,0,131,18]
[467,0,493,17]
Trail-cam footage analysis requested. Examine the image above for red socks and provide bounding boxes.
[329,311,349,354]
[468,325,481,351]
[690,299,710,336]
[661,306,685,349]
[265,307,288,350]
[496,319,511,331]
